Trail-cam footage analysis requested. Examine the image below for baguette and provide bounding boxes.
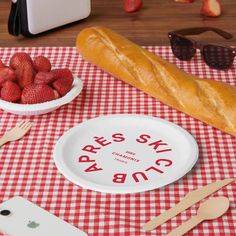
[76,26,236,137]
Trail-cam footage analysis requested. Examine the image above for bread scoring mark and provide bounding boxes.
[93,28,149,86]
[196,80,235,131]
[138,49,185,109]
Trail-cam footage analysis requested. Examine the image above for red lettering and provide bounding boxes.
[78,155,95,163]
[126,151,136,155]
[82,145,101,154]
[132,172,148,182]
[94,136,112,146]
[112,133,125,142]
[113,173,127,183]
[149,140,167,150]
[136,134,151,143]
[84,163,103,172]
[145,166,164,174]
[156,159,172,167]
[156,149,172,154]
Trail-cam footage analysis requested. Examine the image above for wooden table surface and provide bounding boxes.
[0,0,236,47]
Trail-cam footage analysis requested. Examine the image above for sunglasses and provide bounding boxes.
[168,27,236,70]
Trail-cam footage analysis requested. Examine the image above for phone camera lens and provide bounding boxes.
[0,210,11,216]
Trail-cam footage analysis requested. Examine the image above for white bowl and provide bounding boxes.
[0,76,83,116]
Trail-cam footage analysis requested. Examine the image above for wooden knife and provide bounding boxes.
[143,178,235,231]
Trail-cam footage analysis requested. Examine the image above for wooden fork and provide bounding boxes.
[0,120,32,147]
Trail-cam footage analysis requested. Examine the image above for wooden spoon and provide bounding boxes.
[167,197,230,236]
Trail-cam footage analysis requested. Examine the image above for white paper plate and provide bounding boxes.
[53,115,198,194]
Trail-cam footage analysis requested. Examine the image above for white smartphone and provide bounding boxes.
[0,197,88,236]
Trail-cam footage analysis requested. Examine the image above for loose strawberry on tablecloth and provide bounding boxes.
[1,80,21,102]
[21,84,57,104]
[9,52,33,70]
[15,62,34,88]
[33,56,51,72]
[0,67,16,87]
[52,68,73,96]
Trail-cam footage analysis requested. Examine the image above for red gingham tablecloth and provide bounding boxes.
[0,47,236,236]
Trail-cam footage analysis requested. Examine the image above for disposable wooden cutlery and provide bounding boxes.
[0,120,32,147]
[143,178,235,231]
[167,196,230,236]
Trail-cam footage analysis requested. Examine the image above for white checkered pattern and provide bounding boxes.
[0,47,235,236]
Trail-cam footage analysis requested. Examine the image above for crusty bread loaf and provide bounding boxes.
[76,26,236,136]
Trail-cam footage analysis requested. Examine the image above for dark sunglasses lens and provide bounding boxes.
[170,35,196,61]
[202,45,234,69]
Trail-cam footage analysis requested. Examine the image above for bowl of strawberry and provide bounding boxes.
[0,52,83,115]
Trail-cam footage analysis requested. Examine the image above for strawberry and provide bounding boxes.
[33,56,51,72]
[0,59,5,68]
[34,72,55,85]
[201,0,222,17]
[123,0,143,13]
[1,81,21,102]
[21,84,56,104]
[15,62,34,88]
[52,77,73,97]
[51,68,73,96]
[0,67,16,87]
[51,68,73,80]
[9,52,33,70]
[51,69,73,96]
[175,0,194,3]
